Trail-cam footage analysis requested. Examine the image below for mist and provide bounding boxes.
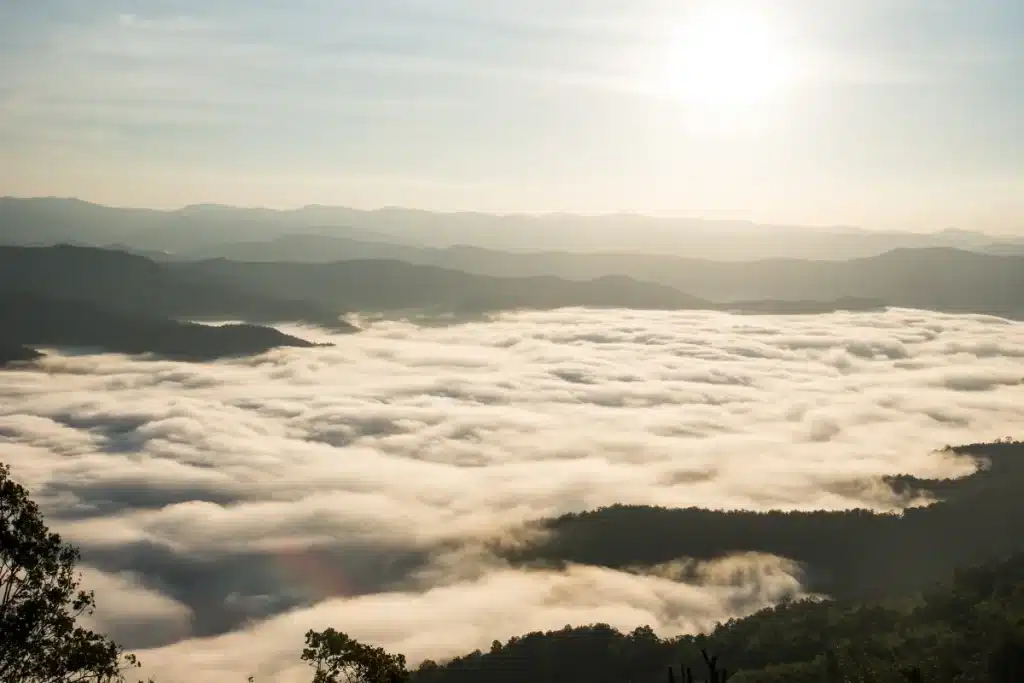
[2,307,1022,682]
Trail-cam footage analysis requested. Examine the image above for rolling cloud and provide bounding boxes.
[1,307,1021,681]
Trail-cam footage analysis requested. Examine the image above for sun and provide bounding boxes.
[661,6,794,108]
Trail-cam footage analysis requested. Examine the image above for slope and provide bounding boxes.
[0,245,351,329]
[0,292,318,361]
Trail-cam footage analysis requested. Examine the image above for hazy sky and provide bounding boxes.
[1,1,1022,231]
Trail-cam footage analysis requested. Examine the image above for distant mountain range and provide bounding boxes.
[4,197,1023,260]
[161,236,1023,314]
[0,243,1021,366]
[1,198,1022,362]
[0,244,347,362]
[12,243,1019,324]
[0,245,350,329]
[170,258,711,314]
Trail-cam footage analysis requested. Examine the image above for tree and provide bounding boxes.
[302,628,409,683]
[988,627,1024,683]
[0,462,142,683]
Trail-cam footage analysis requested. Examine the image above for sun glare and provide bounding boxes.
[662,6,794,109]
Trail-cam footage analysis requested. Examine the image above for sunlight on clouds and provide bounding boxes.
[1,308,1020,682]
[132,554,809,683]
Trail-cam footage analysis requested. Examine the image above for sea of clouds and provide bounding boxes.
[2,307,1022,682]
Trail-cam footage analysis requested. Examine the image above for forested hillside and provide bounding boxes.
[508,441,1024,601]
[413,545,1024,682]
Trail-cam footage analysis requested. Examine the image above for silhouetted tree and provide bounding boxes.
[302,627,409,683]
[988,628,1024,683]
[0,462,144,683]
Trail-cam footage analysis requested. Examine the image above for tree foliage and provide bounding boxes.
[302,627,409,683]
[507,441,1024,602]
[0,463,141,683]
[410,551,1024,682]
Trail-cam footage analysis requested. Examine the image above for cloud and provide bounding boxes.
[1,308,1021,681]
[77,567,194,648]
[116,13,214,33]
[130,552,808,683]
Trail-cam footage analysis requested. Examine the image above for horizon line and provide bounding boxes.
[0,194,990,237]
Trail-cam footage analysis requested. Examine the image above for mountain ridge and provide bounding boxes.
[4,244,1021,321]
[0,291,320,362]
[4,196,1021,260]
[173,242,1024,318]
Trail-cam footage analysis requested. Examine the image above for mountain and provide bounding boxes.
[657,248,1024,315]
[411,545,1024,682]
[981,241,1024,256]
[1,197,1011,260]
[0,292,319,361]
[718,297,887,315]
[178,205,1000,259]
[407,441,1024,683]
[171,258,712,313]
[1,244,712,317]
[5,244,1021,320]
[0,197,394,252]
[178,242,1024,318]
[0,245,352,329]
[505,440,1024,604]
[175,234,430,263]
[0,342,44,366]
[0,197,159,246]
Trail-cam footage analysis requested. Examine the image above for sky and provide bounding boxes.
[1,0,1022,232]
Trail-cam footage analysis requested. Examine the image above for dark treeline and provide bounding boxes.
[411,550,1024,682]
[506,442,1024,601]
